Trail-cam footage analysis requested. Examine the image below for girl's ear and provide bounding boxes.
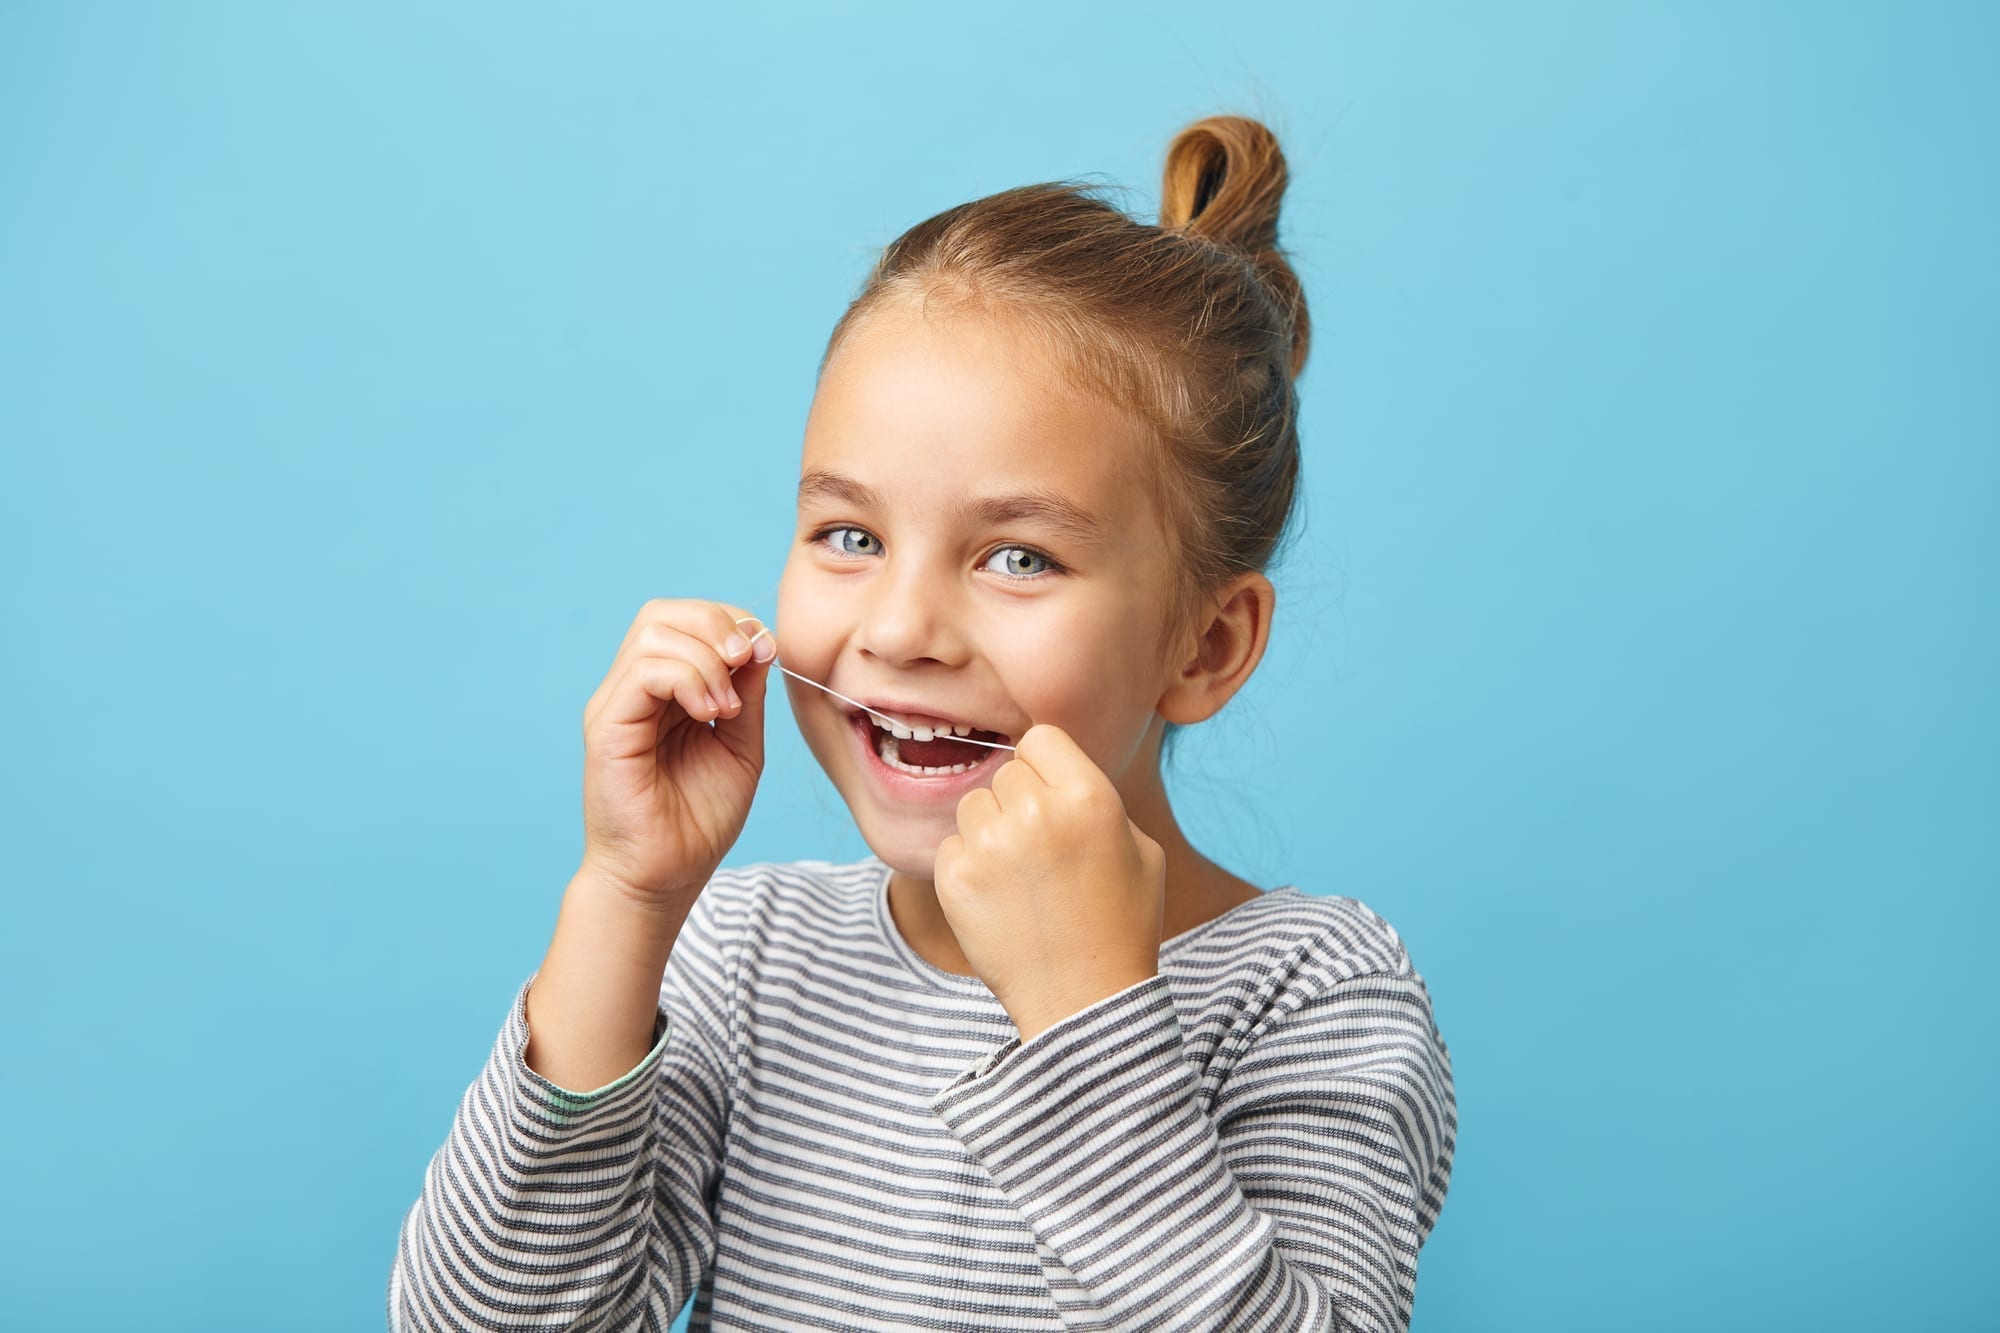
[1157,572,1276,726]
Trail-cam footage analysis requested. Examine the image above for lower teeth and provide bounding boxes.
[875,730,984,777]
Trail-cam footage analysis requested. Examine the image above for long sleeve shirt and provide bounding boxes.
[388,856,1456,1332]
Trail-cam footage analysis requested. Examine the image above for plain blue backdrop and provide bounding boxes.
[2,3,1993,1330]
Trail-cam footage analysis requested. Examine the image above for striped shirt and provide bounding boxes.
[389,856,1456,1331]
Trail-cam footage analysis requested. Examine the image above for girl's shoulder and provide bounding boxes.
[1166,884,1430,992]
[1170,888,1449,1083]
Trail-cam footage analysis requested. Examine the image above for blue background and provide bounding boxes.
[2,3,1993,1329]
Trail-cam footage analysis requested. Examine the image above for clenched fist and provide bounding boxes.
[933,723,1167,1043]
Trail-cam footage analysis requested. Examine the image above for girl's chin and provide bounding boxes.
[854,815,953,878]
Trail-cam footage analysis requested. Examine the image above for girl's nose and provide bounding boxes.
[852,561,960,666]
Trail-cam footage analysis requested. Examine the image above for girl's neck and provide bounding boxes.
[885,766,1264,978]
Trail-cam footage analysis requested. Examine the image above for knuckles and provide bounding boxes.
[633,598,738,653]
[965,820,1007,856]
[1069,784,1123,826]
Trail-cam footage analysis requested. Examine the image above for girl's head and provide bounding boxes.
[775,114,1311,875]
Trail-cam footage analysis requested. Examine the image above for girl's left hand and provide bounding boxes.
[934,723,1167,1043]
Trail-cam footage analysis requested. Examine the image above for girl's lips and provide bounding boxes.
[848,711,1003,805]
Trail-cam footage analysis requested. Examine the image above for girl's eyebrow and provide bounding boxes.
[795,468,1106,547]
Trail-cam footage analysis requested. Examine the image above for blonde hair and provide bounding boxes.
[820,114,1310,758]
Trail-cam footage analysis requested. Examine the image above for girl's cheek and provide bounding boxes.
[772,605,843,684]
[773,567,817,651]
[1003,634,1126,740]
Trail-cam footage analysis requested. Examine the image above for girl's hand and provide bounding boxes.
[577,598,776,909]
[933,724,1167,1043]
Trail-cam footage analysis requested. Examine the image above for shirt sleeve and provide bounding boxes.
[387,886,739,1332]
[928,968,1456,1333]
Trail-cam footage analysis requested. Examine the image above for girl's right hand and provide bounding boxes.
[577,598,776,910]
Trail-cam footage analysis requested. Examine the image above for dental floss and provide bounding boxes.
[730,615,1018,754]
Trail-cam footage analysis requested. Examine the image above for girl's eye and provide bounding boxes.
[807,526,1064,581]
[981,545,1057,580]
[815,526,881,558]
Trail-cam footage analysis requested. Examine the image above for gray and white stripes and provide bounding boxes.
[389,857,1456,1331]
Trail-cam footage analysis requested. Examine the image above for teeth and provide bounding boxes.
[872,728,981,777]
[869,712,971,742]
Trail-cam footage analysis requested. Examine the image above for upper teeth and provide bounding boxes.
[869,713,973,742]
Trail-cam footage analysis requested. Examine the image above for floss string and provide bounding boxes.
[732,616,1018,754]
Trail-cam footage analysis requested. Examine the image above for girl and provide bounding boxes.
[390,114,1456,1332]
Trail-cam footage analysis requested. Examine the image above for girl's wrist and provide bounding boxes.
[573,858,706,919]
[565,863,698,960]
[1007,966,1159,1046]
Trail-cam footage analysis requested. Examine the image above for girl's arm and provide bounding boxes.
[929,953,1455,1333]
[522,864,692,1091]
[387,598,768,1329]
[386,867,741,1332]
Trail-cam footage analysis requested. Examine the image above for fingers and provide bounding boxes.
[953,786,999,838]
[605,599,771,684]
[587,598,778,731]
[980,725,1123,830]
[710,612,773,769]
[713,601,777,668]
[584,596,772,712]
[600,651,724,730]
[1008,723,1096,787]
[730,613,778,661]
[987,722,1090,809]
[642,623,746,715]
[988,754,1042,811]
[934,831,964,876]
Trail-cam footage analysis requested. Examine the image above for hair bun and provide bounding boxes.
[1160,115,1285,251]
[1160,114,1310,377]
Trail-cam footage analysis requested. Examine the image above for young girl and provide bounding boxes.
[390,114,1455,1333]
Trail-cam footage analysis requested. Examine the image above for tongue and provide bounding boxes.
[897,732,993,766]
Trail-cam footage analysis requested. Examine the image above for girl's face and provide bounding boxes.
[776,301,1182,879]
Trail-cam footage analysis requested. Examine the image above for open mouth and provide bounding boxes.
[850,709,1013,778]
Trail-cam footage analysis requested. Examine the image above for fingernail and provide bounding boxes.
[724,633,750,658]
[751,633,776,662]
[702,692,719,714]
[727,688,742,711]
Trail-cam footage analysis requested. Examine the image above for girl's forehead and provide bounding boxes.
[794,433,1148,536]
[806,331,1156,503]
[816,306,1137,434]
